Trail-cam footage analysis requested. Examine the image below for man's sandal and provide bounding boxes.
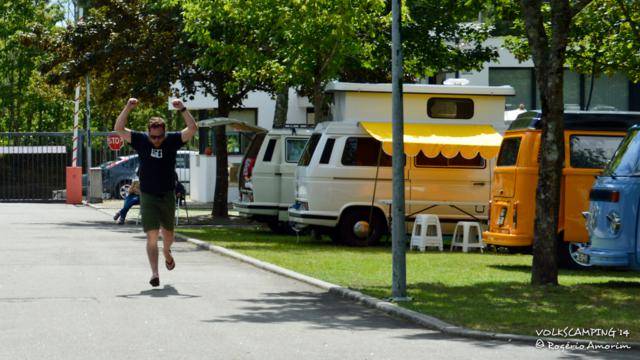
[166,252,175,271]
[149,276,160,287]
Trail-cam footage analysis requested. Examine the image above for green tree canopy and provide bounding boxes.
[0,0,72,132]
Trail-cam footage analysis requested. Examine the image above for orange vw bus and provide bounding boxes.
[484,111,640,268]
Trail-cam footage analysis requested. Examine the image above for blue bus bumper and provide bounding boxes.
[580,247,637,268]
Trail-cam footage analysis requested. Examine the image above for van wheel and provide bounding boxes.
[558,240,592,269]
[339,209,385,247]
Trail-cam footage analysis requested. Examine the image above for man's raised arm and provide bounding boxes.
[114,98,138,143]
[172,98,198,143]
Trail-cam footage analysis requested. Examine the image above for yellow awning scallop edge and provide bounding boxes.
[359,122,503,159]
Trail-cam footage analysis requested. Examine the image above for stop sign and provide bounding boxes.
[107,134,124,151]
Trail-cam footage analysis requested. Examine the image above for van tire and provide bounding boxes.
[339,208,386,247]
[557,236,592,269]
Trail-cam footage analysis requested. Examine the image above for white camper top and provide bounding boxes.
[265,126,315,137]
[326,81,515,132]
[325,82,515,96]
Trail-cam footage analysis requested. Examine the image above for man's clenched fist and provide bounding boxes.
[171,98,186,110]
[126,98,139,109]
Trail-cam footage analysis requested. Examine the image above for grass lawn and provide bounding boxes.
[178,226,640,342]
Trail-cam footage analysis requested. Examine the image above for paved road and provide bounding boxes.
[1,204,636,360]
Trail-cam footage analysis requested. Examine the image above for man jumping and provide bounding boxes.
[114,98,197,287]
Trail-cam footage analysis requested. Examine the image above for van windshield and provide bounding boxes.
[298,134,321,167]
[603,129,640,176]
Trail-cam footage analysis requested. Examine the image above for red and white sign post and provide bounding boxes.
[107,134,124,151]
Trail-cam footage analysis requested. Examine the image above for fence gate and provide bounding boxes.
[0,132,73,202]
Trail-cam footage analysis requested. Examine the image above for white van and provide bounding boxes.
[235,126,313,232]
[288,82,514,246]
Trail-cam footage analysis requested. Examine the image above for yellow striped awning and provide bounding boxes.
[359,122,503,159]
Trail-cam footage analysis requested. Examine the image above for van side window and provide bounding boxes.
[320,138,335,164]
[497,137,521,166]
[298,134,321,166]
[341,137,392,167]
[263,138,278,162]
[415,153,485,168]
[427,98,474,119]
[569,135,622,169]
[285,138,308,163]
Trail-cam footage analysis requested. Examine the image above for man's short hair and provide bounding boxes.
[148,117,166,131]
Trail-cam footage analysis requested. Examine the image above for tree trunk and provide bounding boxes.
[312,85,325,123]
[531,73,564,286]
[212,97,230,218]
[520,0,577,286]
[272,90,289,128]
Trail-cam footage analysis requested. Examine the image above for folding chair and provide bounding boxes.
[175,190,189,225]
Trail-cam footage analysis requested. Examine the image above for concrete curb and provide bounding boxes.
[84,203,638,348]
[174,232,640,349]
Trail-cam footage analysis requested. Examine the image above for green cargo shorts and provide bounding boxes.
[140,191,176,232]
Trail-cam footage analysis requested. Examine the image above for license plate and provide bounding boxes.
[576,252,590,264]
[497,207,507,226]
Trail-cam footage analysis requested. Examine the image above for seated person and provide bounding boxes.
[175,176,187,206]
[113,179,140,225]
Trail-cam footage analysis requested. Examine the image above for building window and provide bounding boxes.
[489,68,535,110]
[584,73,629,111]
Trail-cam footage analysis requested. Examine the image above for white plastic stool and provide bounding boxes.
[410,214,443,251]
[450,221,484,253]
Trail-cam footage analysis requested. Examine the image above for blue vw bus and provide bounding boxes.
[581,124,640,269]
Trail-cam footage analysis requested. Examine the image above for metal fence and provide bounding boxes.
[0,131,199,202]
[0,132,73,202]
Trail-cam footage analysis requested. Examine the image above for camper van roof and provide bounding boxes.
[268,126,314,136]
[509,111,640,131]
[325,82,515,96]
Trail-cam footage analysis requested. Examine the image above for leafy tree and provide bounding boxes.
[566,0,640,108]
[0,0,72,132]
[402,0,498,80]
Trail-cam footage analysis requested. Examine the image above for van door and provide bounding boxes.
[278,136,309,220]
[563,132,623,242]
[488,135,526,234]
[251,136,282,208]
[239,133,266,201]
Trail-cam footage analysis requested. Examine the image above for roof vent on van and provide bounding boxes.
[443,78,470,86]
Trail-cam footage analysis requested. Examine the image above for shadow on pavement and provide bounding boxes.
[201,290,639,358]
[202,291,420,331]
[117,285,200,299]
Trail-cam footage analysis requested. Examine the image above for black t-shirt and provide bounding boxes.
[131,131,185,195]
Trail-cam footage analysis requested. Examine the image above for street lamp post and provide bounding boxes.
[391,0,408,301]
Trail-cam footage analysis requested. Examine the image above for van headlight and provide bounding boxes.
[606,211,621,234]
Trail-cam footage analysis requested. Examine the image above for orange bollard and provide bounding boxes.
[66,166,83,204]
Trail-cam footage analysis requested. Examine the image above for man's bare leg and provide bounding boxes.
[146,229,160,279]
[161,227,175,267]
